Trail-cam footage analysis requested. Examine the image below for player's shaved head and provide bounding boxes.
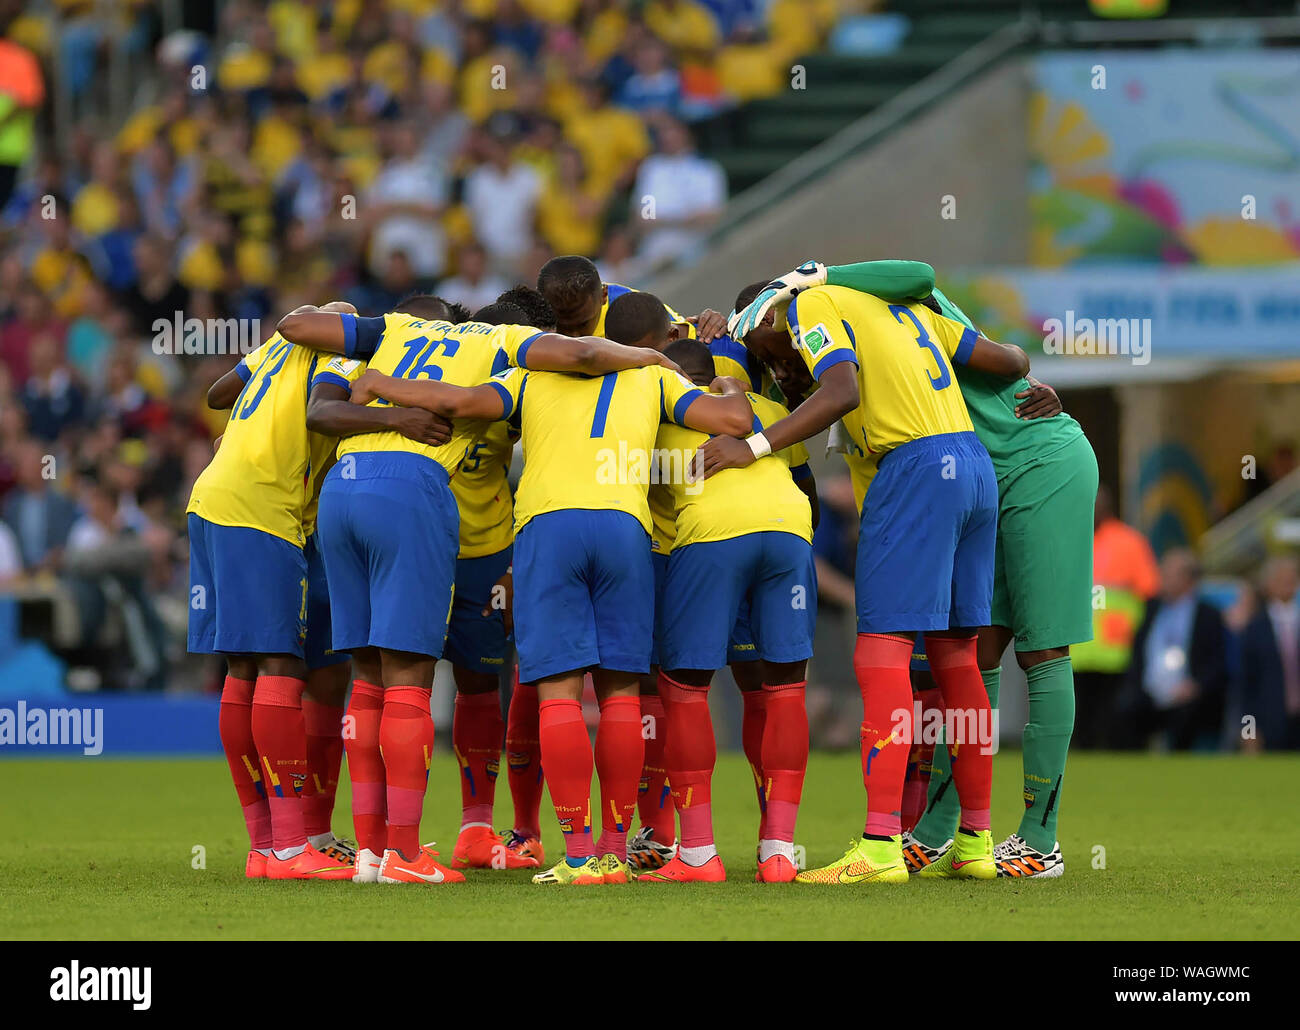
[537,255,603,336]
[396,293,453,321]
[320,300,358,314]
[664,339,716,388]
[472,301,530,326]
[605,291,671,350]
[497,284,557,331]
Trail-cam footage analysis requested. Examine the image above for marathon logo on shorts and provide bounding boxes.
[50,961,151,1010]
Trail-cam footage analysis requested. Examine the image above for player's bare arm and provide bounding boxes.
[678,374,755,438]
[307,381,453,447]
[965,335,1030,380]
[697,362,859,478]
[207,368,245,410]
[797,473,821,531]
[522,333,684,377]
[275,300,361,355]
[349,370,507,421]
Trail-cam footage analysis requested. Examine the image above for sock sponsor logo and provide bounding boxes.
[49,962,151,1010]
[0,702,103,755]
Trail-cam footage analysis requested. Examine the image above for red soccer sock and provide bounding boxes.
[344,680,387,855]
[218,675,271,851]
[636,692,675,842]
[660,673,715,850]
[505,674,544,838]
[740,687,769,836]
[453,691,503,828]
[925,635,993,831]
[379,685,435,859]
[594,695,644,860]
[301,697,344,838]
[539,698,595,860]
[251,674,308,852]
[854,634,915,838]
[902,687,942,831]
[760,680,808,845]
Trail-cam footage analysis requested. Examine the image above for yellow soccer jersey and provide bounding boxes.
[490,364,705,536]
[187,336,365,546]
[336,313,542,475]
[648,481,677,554]
[654,393,812,549]
[709,335,785,403]
[451,420,517,558]
[595,282,691,339]
[787,285,975,458]
[303,352,369,537]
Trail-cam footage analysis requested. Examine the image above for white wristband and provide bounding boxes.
[746,432,772,460]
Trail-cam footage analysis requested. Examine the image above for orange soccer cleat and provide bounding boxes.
[265,842,354,881]
[453,825,540,869]
[244,850,268,879]
[378,844,467,885]
[755,854,798,883]
[637,854,726,883]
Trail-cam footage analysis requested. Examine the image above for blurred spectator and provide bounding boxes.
[365,121,448,280]
[1073,483,1161,748]
[0,515,20,586]
[438,241,508,312]
[464,118,543,275]
[3,441,76,572]
[618,37,682,116]
[630,117,726,268]
[1123,549,1228,750]
[1243,442,1298,503]
[22,333,86,442]
[1238,555,1300,750]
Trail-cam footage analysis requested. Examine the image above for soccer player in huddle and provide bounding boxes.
[644,332,819,884]
[343,299,754,886]
[705,282,1030,883]
[278,297,685,885]
[190,300,450,880]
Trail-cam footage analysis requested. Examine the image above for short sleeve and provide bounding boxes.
[927,312,978,366]
[492,323,545,369]
[311,355,366,394]
[237,341,268,382]
[787,290,857,381]
[710,336,763,393]
[489,366,528,421]
[657,367,705,426]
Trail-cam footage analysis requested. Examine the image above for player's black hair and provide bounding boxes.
[604,290,670,346]
[664,338,716,386]
[471,301,531,326]
[444,301,474,324]
[497,284,557,331]
[536,255,601,310]
[734,281,768,313]
[918,294,942,315]
[396,293,453,321]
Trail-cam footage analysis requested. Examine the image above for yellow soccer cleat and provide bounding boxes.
[597,853,634,884]
[531,856,604,886]
[794,837,908,885]
[917,828,996,880]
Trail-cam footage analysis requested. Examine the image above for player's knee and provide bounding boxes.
[1015,646,1069,671]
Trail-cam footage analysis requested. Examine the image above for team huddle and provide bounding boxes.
[187,254,1098,887]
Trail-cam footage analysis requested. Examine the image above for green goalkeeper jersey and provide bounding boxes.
[826,260,1085,484]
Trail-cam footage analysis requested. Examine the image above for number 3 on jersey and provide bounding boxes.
[890,304,951,392]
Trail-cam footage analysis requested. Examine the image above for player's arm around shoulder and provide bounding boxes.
[676,373,754,438]
[520,331,684,377]
[349,368,516,422]
[277,302,383,359]
[307,360,453,448]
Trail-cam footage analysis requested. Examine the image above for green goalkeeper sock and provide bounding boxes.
[912,667,1000,848]
[1017,655,1075,854]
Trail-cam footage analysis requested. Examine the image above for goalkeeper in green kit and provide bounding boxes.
[730,260,1098,878]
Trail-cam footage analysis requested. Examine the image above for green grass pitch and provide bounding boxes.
[3,751,1296,940]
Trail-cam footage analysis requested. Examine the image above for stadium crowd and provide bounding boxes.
[0,1,1296,754]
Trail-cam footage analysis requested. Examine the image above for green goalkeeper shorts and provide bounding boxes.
[990,432,1099,652]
